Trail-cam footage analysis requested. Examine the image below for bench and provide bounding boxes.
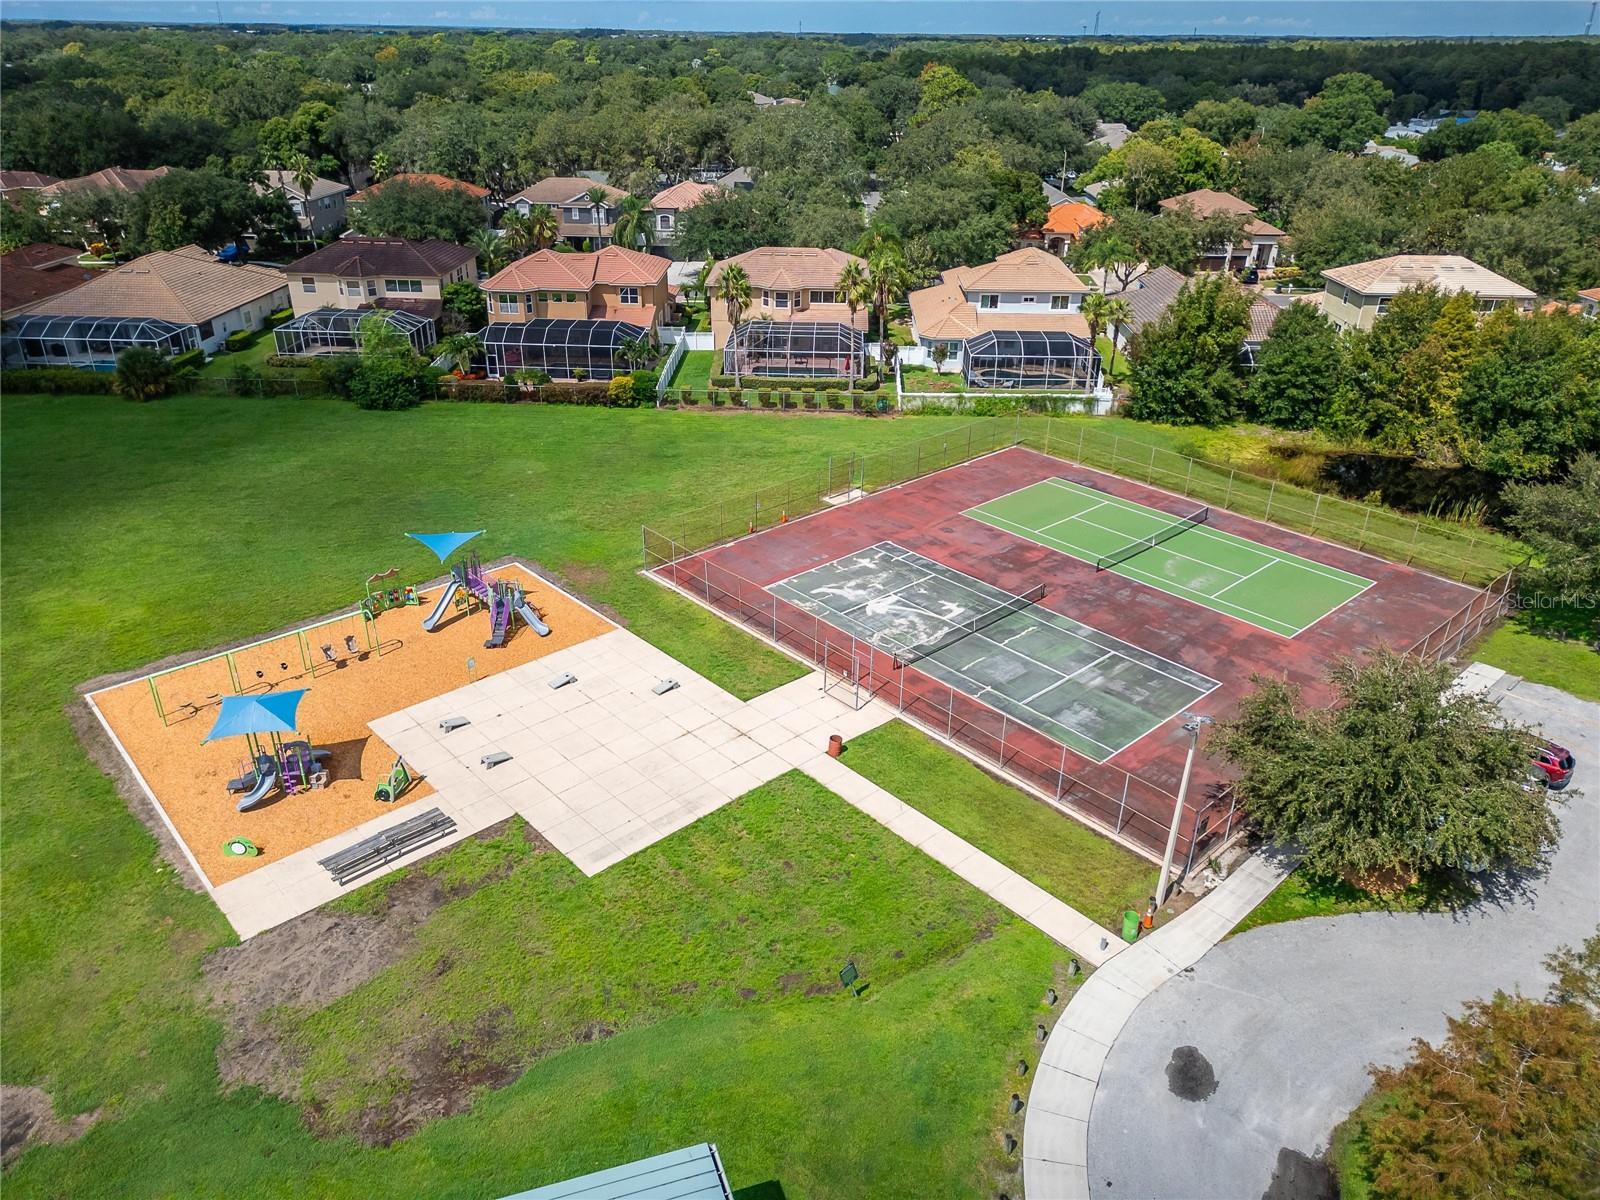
[439,715,471,733]
[317,807,457,887]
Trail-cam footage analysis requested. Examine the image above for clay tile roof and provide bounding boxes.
[16,245,287,324]
[2,243,82,271]
[285,236,475,279]
[481,245,669,292]
[39,166,172,197]
[1321,255,1536,300]
[908,277,1093,341]
[0,170,61,191]
[649,180,721,211]
[1104,265,1188,336]
[946,247,1093,294]
[1157,188,1259,218]
[1042,203,1110,238]
[704,246,864,292]
[348,172,490,202]
[0,263,96,316]
[510,176,628,206]
[1578,287,1600,301]
[255,170,349,202]
[1246,297,1283,344]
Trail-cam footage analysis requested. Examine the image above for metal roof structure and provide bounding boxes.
[273,306,435,356]
[964,328,1100,391]
[497,1144,733,1200]
[1,311,199,367]
[722,319,865,378]
[481,318,648,380]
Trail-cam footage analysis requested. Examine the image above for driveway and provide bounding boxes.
[1086,679,1600,1200]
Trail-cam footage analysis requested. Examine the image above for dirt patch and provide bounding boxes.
[204,820,537,1107]
[776,970,809,994]
[1166,1045,1219,1102]
[1,1084,101,1168]
[1261,1147,1335,1200]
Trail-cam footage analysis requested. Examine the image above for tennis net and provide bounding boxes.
[891,584,1047,668]
[1095,506,1210,571]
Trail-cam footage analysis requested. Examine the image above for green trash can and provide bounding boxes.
[1121,910,1140,943]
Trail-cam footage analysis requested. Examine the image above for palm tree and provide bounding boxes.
[1100,295,1133,378]
[835,259,871,390]
[470,228,506,272]
[438,332,483,376]
[612,196,648,251]
[369,150,390,182]
[585,185,612,247]
[863,240,911,375]
[500,210,536,258]
[614,333,657,371]
[286,151,318,203]
[712,263,752,380]
[1081,292,1111,356]
[525,203,560,250]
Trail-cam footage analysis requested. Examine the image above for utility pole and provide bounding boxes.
[1093,9,1101,36]
[1157,713,1212,905]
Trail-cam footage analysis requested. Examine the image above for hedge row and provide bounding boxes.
[441,379,634,405]
[673,388,890,413]
[708,374,880,391]
[1,366,117,394]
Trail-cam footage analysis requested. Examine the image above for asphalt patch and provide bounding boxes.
[1165,1045,1218,1102]
[1261,1147,1334,1200]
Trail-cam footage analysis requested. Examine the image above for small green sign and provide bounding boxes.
[839,960,859,989]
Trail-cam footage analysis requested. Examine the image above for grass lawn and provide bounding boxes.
[1230,869,1471,938]
[0,395,1029,1196]
[7,775,1067,1197]
[195,330,283,378]
[666,348,716,393]
[1473,612,1600,702]
[843,721,1152,929]
[1095,336,1130,382]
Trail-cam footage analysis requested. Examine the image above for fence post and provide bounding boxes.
[1076,422,1085,463]
[1146,444,1156,484]
[1406,520,1422,564]
[1116,775,1129,831]
[1056,744,1067,802]
[1358,505,1371,550]
[1264,480,1276,522]
[1310,492,1322,533]
[1184,457,1194,497]
[1223,468,1235,511]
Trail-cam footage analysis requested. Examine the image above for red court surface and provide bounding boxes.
[653,446,1488,861]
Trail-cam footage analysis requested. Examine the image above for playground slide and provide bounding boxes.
[237,762,278,812]
[421,578,462,632]
[516,602,551,637]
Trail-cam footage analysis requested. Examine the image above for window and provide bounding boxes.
[978,294,999,310]
[564,292,577,303]
[384,279,423,294]
[809,290,837,305]
[1021,295,1036,305]
[761,290,771,308]
[343,280,364,297]
[524,294,536,309]
[198,320,215,339]
[1050,295,1078,311]
[496,293,518,314]
[537,292,549,302]
[1375,297,1391,315]
[300,276,316,293]
[657,213,672,230]
[366,281,378,297]
[619,287,639,305]
[774,291,790,309]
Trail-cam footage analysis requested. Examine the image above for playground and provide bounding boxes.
[89,556,611,886]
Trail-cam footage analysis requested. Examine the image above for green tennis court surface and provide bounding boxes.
[966,477,1374,638]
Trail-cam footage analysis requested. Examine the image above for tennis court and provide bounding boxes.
[768,542,1219,762]
[966,477,1374,638]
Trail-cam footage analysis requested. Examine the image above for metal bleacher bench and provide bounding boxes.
[318,807,457,887]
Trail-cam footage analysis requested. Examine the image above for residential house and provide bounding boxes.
[2,245,287,366]
[1030,202,1109,256]
[1157,189,1285,273]
[1041,178,1071,207]
[703,246,868,346]
[0,170,61,199]
[254,169,351,238]
[283,235,477,320]
[504,177,629,248]
[717,167,755,192]
[1240,296,1285,367]
[476,244,670,380]
[1103,265,1188,345]
[1362,141,1420,168]
[751,91,804,107]
[907,247,1101,390]
[347,173,494,225]
[1577,287,1600,319]
[1320,255,1537,332]
[37,165,172,203]
[646,180,721,258]
[0,243,96,317]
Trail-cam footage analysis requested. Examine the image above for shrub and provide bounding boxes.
[113,346,173,401]
[606,374,635,404]
[267,307,294,327]
[679,387,694,405]
[511,368,552,387]
[229,363,263,393]
[349,357,429,410]
[224,329,253,351]
[711,390,726,407]
[0,367,117,394]
[448,378,508,403]
[170,347,205,372]
[629,369,658,406]
[314,354,361,397]
[264,354,318,369]
[711,374,737,389]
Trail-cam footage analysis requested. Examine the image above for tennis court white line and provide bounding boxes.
[1023,652,1113,703]
[1039,498,1113,535]
[965,509,1305,638]
[1043,476,1373,589]
[923,655,1125,761]
[1209,560,1277,600]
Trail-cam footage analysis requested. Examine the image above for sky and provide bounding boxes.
[1,1,1592,38]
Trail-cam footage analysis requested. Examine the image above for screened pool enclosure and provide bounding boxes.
[481,319,649,380]
[721,320,865,378]
[273,307,435,357]
[1,313,199,369]
[963,329,1100,390]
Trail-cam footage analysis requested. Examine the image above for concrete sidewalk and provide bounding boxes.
[1022,849,1293,1198]
[803,753,1124,966]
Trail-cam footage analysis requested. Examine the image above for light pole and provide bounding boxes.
[1157,713,1212,906]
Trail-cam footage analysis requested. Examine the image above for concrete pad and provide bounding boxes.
[1028,1063,1097,1121]
[1028,1113,1089,1167]
[1022,1157,1091,1200]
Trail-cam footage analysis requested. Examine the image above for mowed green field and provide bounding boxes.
[1,395,1081,1198]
